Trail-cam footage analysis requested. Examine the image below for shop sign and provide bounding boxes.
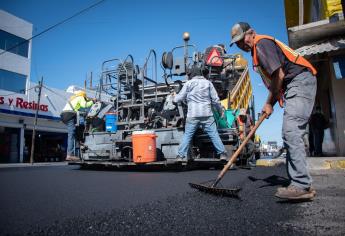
[0,96,49,112]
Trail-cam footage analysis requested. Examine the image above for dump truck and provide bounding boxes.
[71,33,257,169]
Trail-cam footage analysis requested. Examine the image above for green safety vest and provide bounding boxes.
[63,95,94,112]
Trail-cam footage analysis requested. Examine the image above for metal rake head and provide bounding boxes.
[189,182,241,198]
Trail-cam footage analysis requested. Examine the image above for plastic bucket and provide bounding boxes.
[105,112,117,132]
[132,130,157,163]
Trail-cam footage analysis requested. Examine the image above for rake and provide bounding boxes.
[189,113,267,197]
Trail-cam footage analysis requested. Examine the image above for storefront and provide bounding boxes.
[0,84,70,163]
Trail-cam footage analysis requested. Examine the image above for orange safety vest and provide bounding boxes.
[252,34,317,107]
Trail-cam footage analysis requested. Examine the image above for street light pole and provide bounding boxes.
[30,77,43,164]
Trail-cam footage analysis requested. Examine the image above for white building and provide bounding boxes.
[0,9,32,93]
[0,10,71,163]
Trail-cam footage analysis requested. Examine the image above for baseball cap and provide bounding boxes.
[230,22,251,47]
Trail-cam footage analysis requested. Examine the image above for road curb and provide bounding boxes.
[325,160,345,170]
[307,157,345,171]
[256,158,285,167]
[256,157,345,170]
[0,162,68,168]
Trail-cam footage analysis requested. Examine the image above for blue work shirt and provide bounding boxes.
[173,76,222,118]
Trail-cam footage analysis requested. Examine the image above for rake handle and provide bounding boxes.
[212,112,267,188]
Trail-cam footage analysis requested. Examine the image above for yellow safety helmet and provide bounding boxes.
[73,90,86,97]
[69,90,87,101]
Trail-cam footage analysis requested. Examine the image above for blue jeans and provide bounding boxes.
[67,118,76,156]
[283,71,316,189]
[177,116,226,159]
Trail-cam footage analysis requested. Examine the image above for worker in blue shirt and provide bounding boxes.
[173,66,227,162]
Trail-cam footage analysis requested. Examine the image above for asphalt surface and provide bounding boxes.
[0,165,344,235]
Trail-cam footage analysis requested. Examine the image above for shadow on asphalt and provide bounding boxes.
[276,198,315,204]
[248,174,289,188]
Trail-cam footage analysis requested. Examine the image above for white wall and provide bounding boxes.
[0,10,32,86]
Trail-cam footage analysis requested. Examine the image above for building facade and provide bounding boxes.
[0,10,32,94]
[0,10,70,163]
[284,0,345,156]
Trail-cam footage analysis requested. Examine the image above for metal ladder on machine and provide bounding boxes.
[102,51,158,129]
[99,56,135,127]
[120,50,158,128]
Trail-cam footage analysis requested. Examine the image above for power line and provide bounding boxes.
[0,0,106,57]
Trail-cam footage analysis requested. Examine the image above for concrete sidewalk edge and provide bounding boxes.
[256,158,285,167]
[307,157,345,170]
[0,162,68,168]
[256,157,345,170]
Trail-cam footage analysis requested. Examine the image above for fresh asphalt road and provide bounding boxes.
[0,164,344,235]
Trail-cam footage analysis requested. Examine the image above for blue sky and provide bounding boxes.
[1,0,287,145]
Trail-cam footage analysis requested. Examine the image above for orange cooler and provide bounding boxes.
[132,130,157,163]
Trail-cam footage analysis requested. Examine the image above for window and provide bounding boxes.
[0,69,27,93]
[0,30,29,58]
[333,56,345,80]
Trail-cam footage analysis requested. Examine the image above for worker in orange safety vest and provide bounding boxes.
[230,22,317,201]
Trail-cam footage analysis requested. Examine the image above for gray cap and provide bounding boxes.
[230,22,251,47]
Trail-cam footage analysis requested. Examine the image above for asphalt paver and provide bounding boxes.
[0,165,344,235]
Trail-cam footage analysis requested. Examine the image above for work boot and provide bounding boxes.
[275,185,315,200]
[219,152,228,162]
[277,186,316,196]
[66,155,80,161]
[309,186,317,196]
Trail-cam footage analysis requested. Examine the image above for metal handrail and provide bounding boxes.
[230,65,249,101]
[100,58,121,100]
[142,49,157,102]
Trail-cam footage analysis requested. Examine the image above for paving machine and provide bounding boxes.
[73,33,256,168]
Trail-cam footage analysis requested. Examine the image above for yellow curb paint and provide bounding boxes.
[323,161,332,170]
[338,160,345,169]
[329,160,345,169]
[256,159,284,167]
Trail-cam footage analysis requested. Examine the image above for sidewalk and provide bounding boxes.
[256,156,345,170]
[0,162,68,168]
[307,157,345,170]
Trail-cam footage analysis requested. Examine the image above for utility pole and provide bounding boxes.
[30,77,43,164]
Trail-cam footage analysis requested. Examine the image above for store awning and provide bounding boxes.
[296,37,345,56]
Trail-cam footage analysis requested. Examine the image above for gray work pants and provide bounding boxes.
[282,71,316,189]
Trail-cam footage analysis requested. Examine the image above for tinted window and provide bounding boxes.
[0,69,27,93]
[0,30,29,58]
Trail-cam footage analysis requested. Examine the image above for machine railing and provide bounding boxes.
[229,65,252,111]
